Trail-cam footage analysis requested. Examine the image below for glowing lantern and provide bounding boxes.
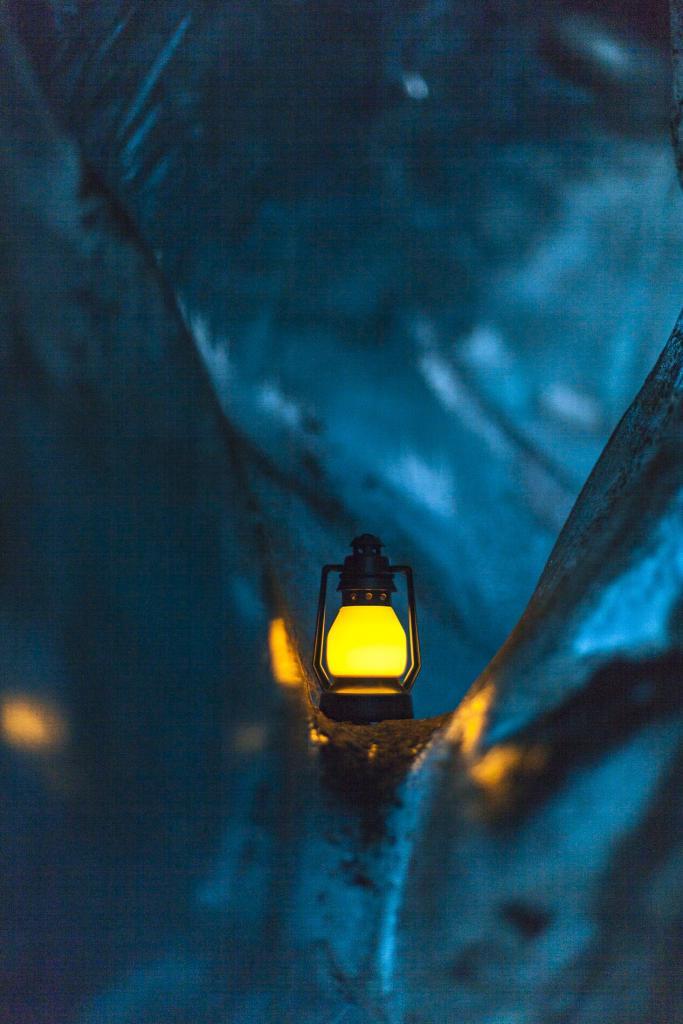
[312,534,421,722]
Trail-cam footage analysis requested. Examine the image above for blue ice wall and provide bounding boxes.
[1,3,682,1021]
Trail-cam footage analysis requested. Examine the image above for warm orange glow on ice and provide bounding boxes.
[1,697,67,750]
[469,744,523,788]
[451,682,547,802]
[269,617,303,687]
[450,682,496,754]
[308,725,330,746]
[469,743,547,797]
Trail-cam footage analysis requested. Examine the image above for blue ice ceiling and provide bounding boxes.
[4,2,682,718]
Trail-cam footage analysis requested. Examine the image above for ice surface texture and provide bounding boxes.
[0,3,682,1022]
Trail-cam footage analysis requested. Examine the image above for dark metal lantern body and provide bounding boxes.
[312,535,421,723]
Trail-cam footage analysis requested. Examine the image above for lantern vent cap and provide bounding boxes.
[339,533,396,596]
[350,534,384,554]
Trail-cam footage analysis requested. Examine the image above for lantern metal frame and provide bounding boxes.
[312,561,421,694]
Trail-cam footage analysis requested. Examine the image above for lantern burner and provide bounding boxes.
[338,535,397,605]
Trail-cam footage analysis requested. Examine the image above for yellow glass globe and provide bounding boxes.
[326,604,407,682]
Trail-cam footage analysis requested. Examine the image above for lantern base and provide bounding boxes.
[319,690,414,724]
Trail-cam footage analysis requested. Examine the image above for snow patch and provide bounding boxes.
[541,382,601,431]
[403,72,430,100]
[574,496,683,657]
[419,351,508,456]
[387,452,455,516]
[460,324,512,371]
[259,383,302,429]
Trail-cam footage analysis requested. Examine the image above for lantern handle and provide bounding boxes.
[312,564,344,690]
[389,565,422,690]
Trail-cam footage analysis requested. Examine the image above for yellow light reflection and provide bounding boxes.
[450,682,495,755]
[469,744,524,789]
[268,617,303,687]
[469,743,548,806]
[451,683,547,804]
[308,725,330,746]
[1,697,67,751]
[333,684,401,695]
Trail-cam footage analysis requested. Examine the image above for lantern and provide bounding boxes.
[312,534,421,722]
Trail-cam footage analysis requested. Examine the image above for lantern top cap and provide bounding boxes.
[350,534,383,553]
